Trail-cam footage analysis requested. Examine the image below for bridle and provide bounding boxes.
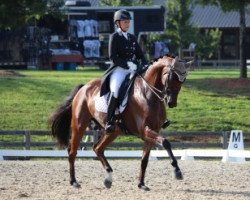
[137,64,184,102]
[163,66,186,98]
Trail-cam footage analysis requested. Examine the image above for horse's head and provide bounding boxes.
[162,56,193,108]
[145,56,192,108]
[144,56,193,108]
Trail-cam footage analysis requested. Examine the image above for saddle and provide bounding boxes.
[94,73,136,134]
[95,73,136,114]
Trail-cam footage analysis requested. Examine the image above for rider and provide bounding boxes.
[100,9,148,133]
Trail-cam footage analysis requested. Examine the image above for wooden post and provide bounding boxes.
[222,131,228,149]
[24,131,31,150]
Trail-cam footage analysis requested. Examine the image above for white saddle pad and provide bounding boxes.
[95,92,128,114]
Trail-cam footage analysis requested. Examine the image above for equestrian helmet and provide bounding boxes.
[113,9,132,23]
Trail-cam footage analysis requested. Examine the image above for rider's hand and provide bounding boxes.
[127,61,137,71]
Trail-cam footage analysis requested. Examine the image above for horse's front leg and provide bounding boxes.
[144,126,183,180]
[138,141,154,191]
[93,130,119,188]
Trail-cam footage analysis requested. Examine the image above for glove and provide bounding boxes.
[127,61,137,71]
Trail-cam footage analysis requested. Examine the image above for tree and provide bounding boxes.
[165,0,194,57]
[195,0,249,78]
[163,0,221,60]
[0,0,64,29]
[195,29,222,59]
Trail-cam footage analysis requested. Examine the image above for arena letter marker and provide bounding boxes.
[222,130,245,163]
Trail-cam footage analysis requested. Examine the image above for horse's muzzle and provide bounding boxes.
[168,102,177,108]
[166,95,177,108]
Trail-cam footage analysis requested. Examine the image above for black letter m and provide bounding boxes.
[232,132,241,142]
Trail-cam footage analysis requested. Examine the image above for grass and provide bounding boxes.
[0,68,249,134]
[176,70,250,132]
[0,68,102,130]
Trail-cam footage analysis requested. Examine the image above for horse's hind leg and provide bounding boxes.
[68,110,91,187]
[144,126,183,180]
[138,141,154,191]
[93,130,119,188]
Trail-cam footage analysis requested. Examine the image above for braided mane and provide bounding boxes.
[150,54,176,64]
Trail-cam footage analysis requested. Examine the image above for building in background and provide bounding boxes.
[190,5,250,60]
[1,1,250,69]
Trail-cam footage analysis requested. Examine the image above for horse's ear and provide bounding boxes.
[185,60,194,70]
[171,56,179,66]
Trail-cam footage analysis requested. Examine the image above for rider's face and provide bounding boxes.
[119,20,130,32]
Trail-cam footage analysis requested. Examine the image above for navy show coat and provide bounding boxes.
[100,29,147,97]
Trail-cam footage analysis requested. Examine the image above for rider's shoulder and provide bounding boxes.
[112,31,122,38]
[110,32,120,40]
[128,33,136,38]
[128,33,136,41]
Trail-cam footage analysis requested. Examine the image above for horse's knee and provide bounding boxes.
[162,139,171,149]
[144,126,161,144]
[67,145,71,154]
[93,146,104,157]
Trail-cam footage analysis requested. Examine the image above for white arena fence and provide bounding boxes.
[0,149,250,163]
[196,59,250,69]
[0,130,250,162]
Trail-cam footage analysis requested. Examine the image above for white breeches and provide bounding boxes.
[110,66,131,98]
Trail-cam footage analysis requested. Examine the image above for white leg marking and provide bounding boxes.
[105,171,113,182]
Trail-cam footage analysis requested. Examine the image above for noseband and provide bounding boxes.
[163,67,185,98]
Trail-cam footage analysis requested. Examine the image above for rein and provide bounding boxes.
[136,59,187,102]
[136,71,169,102]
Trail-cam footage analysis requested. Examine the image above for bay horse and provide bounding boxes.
[49,55,192,191]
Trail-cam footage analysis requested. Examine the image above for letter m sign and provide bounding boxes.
[228,130,244,150]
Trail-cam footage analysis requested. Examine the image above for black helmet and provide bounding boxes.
[113,9,132,23]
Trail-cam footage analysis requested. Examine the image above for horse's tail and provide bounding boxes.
[49,84,84,147]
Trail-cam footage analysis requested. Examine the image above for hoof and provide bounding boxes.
[70,181,81,188]
[104,179,112,189]
[138,183,150,191]
[174,169,183,180]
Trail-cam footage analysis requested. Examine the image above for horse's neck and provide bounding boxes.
[134,68,166,118]
[144,65,163,89]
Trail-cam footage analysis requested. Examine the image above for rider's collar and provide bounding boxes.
[117,28,128,39]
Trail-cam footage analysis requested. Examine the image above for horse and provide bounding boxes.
[49,55,192,191]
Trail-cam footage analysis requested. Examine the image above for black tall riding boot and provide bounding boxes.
[105,95,119,133]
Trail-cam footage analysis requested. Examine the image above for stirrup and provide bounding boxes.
[162,120,171,129]
[105,122,115,134]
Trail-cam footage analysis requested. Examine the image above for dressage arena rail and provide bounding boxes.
[196,59,250,69]
[0,130,250,160]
